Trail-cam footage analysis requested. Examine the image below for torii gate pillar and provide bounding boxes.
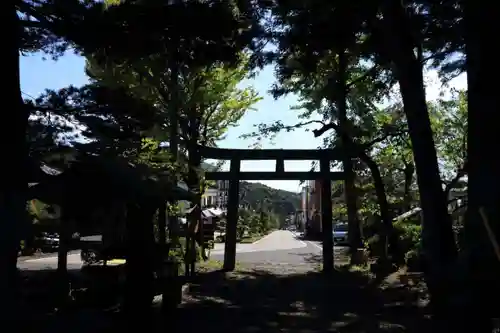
[223,159,240,271]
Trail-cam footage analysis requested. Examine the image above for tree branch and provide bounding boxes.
[239,119,325,140]
[312,121,406,149]
[361,131,405,149]
[312,122,338,137]
[282,120,326,130]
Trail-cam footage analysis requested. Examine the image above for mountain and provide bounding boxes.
[201,162,300,217]
[240,181,300,218]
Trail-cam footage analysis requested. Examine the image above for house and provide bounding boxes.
[201,187,218,207]
[299,180,323,238]
[307,180,323,237]
[216,180,229,208]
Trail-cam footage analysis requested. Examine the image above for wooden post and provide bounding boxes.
[158,201,170,312]
[158,202,166,253]
[223,159,241,271]
[320,158,334,273]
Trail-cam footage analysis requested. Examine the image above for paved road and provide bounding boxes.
[17,230,347,271]
[18,252,84,271]
[211,230,348,265]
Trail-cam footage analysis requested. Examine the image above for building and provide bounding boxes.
[299,181,322,237]
[200,180,229,208]
[307,180,323,237]
[301,179,343,238]
[298,186,309,230]
[216,180,229,208]
[300,186,307,214]
[201,188,218,207]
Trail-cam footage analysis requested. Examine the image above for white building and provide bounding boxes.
[201,188,218,207]
[216,180,229,208]
[177,179,230,209]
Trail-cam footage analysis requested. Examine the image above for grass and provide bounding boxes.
[196,259,243,273]
[215,232,270,244]
[239,233,266,243]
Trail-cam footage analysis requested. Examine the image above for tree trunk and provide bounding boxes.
[123,203,155,327]
[336,50,363,259]
[359,151,401,264]
[402,162,414,212]
[158,202,166,248]
[185,121,202,274]
[0,4,27,324]
[457,2,499,332]
[383,1,456,322]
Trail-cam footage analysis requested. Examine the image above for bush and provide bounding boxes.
[394,222,421,251]
[169,237,203,263]
[393,219,423,269]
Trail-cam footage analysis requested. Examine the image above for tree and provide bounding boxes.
[85,53,260,151]
[246,0,466,317]
[3,0,260,319]
[86,50,260,271]
[429,89,468,196]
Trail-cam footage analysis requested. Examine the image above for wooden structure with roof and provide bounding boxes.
[27,154,196,311]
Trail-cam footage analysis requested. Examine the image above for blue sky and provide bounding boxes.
[21,53,466,193]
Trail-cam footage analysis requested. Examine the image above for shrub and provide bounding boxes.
[393,219,423,269]
[169,237,203,263]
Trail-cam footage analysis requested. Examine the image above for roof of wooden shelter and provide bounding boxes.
[28,155,196,205]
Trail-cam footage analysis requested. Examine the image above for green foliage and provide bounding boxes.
[393,218,422,262]
[239,182,300,219]
[235,207,279,240]
[168,237,203,263]
[86,52,260,147]
[429,89,468,178]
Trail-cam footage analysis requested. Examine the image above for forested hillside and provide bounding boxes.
[240,181,300,218]
[202,163,300,217]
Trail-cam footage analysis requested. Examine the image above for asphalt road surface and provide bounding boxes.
[18,252,84,271]
[210,230,348,265]
[17,230,347,271]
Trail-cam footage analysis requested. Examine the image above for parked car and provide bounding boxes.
[332,223,348,245]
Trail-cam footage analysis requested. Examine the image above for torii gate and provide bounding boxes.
[198,145,347,272]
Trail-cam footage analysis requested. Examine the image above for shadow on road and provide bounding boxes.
[178,267,430,333]
[289,249,349,265]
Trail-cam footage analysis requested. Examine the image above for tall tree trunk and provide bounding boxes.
[0,4,27,324]
[402,162,414,212]
[168,26,180,249]
[383,1,456,322]
[123,203,155,327]
[185,113,202,274]
[459,2,499,332]
[359,151,401,264]
[336,50,363,259]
